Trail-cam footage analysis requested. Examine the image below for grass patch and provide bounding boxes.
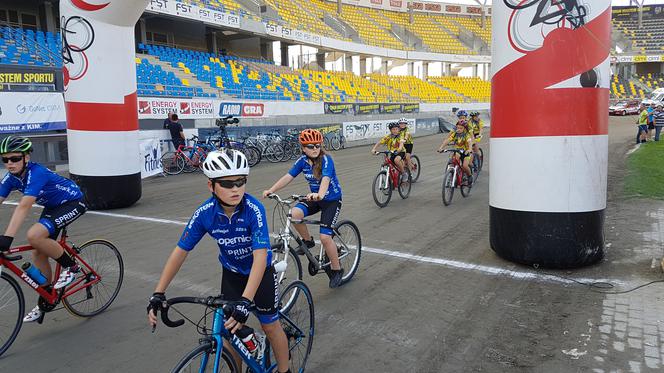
[625,141,664,199]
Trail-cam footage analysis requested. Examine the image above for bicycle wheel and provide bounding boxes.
[63,240,124,317]
[242,145,261,167]
[332,220,361,284]
[442,169,455,206]
[161,152,184,175]
[272,242,303,312]
[478,147,484,171]
[0,273,24,357]
[323,136,330,151]
[279,281,314,373]
[371,170,392,208]
[171,340,238,373]
[330,135,341,151]
[265,143,285,163]
[410,154,421,182]
[289,142,300,160]
[340,134,346,149]
[460,173,472,198]
[398,169,411,199]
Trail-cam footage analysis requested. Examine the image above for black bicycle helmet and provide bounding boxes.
[0,136,32,154]
[388,122,400,129]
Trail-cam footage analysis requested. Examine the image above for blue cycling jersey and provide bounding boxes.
[0,162,83,208]
[177,193,272,275]
[288,155,342,201]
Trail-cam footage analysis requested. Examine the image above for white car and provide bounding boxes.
[609,100,640,116]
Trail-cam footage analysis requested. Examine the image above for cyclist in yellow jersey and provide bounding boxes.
[372,122,406,175]
[437,120,474,184]
[397,118,414,171]
[469,111,483,158]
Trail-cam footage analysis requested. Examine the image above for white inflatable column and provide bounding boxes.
[61,0,149,209]
[490,1,611,268]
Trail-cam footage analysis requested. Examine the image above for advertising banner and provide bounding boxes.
[0,92,66,133]
[140,137,163,178]
[146,0,240,29]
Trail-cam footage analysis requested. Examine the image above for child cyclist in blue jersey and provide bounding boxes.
[147,149,291,373]
[0,136,87,322]
[263,129,344,288]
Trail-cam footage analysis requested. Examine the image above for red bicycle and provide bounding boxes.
[372,151,412,208]
[440,148,473,206]
[0,227,123,357]
[160,136,214,175]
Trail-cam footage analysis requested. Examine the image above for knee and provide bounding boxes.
[27,227,47,246]
[319,234,333,245]
[261,321,280,335]
[291,208,304,219]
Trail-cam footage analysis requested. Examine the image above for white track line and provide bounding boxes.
[2,201,621,286]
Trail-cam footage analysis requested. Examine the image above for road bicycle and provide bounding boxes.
[0,227,123,356]
[267,193,361,310]
[161,136,215,175]
[156,280,314,373]
[371,151,412,208]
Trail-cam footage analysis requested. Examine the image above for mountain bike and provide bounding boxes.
[440,149,473,206]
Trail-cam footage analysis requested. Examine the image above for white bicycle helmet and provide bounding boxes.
[398,117,408,124]
[202,149,250,179]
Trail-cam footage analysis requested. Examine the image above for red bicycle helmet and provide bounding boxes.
[299,129,323,145]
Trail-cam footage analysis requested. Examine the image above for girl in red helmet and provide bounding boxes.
[263,129,345,288]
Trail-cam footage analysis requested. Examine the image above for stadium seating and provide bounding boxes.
[262,0,346,40]
[613,18,664,54]
[367,74,460,103]
[0,26,61,67]
[428,76,491,102]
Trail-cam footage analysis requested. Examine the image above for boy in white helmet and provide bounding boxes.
[147,149,291,373]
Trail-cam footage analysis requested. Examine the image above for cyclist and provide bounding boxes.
[371,122,407,177]
[262,129,344,288]
[398,118,414,172]
[437,120,474,185]
[456,109,468,122]
[147,149,291,373]
[469,111,483,166]
[0,135,86,322]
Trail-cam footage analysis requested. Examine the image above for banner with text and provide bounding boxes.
[140,138,163,178]
[342,118,415,142]
[325,102,419,115]
[145,0,240,29]
[0,92,66,133]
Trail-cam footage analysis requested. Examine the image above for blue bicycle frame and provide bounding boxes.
[203,308,278,373]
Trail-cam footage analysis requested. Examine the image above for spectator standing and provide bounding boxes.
[654,103,664,141]
[637,103,649,144]
[169,114,186,151]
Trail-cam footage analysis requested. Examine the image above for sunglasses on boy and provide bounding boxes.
[213,177,247,189]
[2,155,24,164]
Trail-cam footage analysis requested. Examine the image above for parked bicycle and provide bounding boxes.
[0,227,124,356]
[371,151,412,208]
[267,193,361,309]
[440,149,473,206]
[156,281,314,373]
[161,136,215,175]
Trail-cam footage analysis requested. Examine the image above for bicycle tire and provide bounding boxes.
[171,340,239,373]
[372,170,392,208]
[289,142,300,160]
[460,173,472,198]
[280,142,293,162]
[161,151,185,175]
[398,169,411,199]
[279,281,314,373]
[339,135,346,149]
[265,143,285,163]
[442,169,455,206]
[323,136,330,151]
[478,147,484,172]
[0,272,24,357]
[62,239,124,317]
[331,220,361,284]
[272,243,303,312]
[330,136,341,151]
[410,154,421,182]
[240,145,261,168]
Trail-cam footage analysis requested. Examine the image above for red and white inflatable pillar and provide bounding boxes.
[490,1,611,268]
[61,0,148,209]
